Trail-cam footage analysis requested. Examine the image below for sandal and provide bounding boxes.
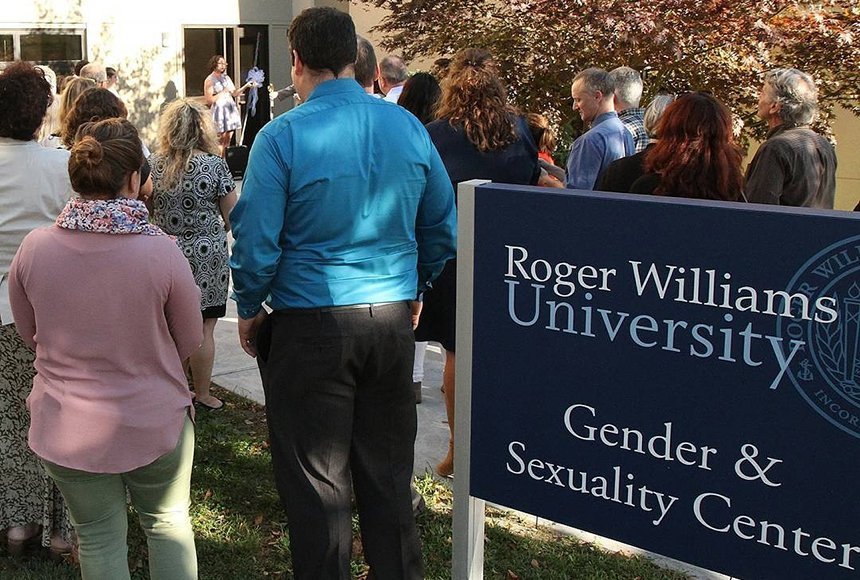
[48,538,75,563]
[194,397,224,411]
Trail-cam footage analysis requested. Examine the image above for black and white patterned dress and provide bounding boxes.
[0,324,72,547]
[149,153,235,312]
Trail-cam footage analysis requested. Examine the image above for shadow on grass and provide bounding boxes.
[413,474,689,580]
[0,386,690,579]
[0,548,79,580]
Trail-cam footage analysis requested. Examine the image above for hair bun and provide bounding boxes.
[71,136,104,169]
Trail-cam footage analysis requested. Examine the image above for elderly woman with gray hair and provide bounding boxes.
[745,67,836,209]
[595,92,676,193]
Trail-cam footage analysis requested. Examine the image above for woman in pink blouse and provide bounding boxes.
[9,118,203,579]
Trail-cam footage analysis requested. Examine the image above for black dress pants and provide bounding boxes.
[258,302,423,580]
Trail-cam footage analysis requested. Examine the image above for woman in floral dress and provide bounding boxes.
[203,55,255,156]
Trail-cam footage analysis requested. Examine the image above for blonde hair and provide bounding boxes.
[156,99,220,189]
[35,65,60,145]
[58,77,97,132]
[435,48,518,152]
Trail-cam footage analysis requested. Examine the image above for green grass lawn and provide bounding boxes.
[0,387,689,579]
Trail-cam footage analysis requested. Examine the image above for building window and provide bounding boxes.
[184,27,234,98]
[0,35,13,61]
[21,32,83,62]
[0,28,85,76]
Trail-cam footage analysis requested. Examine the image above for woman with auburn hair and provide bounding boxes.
[60,87,128,148]
[417,47,540,477]
[8,118,202,579]
[62,87,154,203]
[57,76,96,137]
[149,99,238,411]
[0,60,73,557]
[631,92,744,201]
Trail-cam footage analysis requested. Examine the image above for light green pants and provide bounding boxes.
[43,416,197,580]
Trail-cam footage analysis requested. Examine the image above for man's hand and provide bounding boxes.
[238,310,268,357]
[410,300,423,330]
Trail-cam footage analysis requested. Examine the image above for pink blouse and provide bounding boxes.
[9,226,203,473]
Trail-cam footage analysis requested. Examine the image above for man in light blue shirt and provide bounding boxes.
[229,8,456,579]
[565,67,634,190]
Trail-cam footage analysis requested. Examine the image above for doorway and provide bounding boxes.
[183,26,269,149]
[183,27,234,98]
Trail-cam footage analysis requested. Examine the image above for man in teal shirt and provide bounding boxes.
[229,8,455,579]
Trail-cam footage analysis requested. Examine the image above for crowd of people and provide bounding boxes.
[0,5,842,579]
[0,59,235,577]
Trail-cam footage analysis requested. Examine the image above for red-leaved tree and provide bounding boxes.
[357,0,859,145]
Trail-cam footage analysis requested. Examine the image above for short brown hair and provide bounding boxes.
[288,7,356,75]
[69,118,143,198]
[207,55,225,74]
[354,36,378,89]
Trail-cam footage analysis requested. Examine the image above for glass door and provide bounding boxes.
[183,25,269,148]
[183,27,234,98]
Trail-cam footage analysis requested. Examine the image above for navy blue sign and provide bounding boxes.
[468,184,860,580]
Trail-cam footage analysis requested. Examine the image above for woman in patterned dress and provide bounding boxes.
[0,61,73,556]
[149,99,238,410]
[203,55,256,156]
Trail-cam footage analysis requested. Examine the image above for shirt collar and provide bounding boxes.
[592,111,619,126]
[766,123,806,139]
[306,78,365,102]
[618,108,645,120]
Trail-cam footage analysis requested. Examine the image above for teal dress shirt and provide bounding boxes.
[229,79,457,319]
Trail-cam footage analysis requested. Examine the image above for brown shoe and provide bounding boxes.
[413,381,422,404]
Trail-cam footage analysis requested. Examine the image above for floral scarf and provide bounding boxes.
[56,197,167,236]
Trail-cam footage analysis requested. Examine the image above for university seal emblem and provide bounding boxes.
[780,235,860,439]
